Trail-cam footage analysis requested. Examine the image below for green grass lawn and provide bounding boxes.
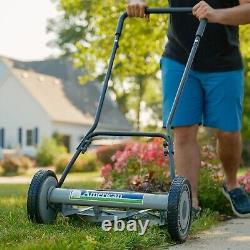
[0,179,218,250]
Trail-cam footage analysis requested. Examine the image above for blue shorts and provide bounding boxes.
[161,57,244,132]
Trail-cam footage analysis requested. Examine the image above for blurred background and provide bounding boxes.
[0,2,249,249]
[0,0,249,179]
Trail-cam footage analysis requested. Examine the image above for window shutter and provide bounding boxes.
[1,128,5,148]
[18,127,23,147]
[0,128,2,148]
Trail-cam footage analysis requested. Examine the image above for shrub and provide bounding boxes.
[242,142,250,166]
[0,161,3,175]
[100,139,235,215]
[198,167,232,215]
[37,138,67,166]
[198,145,232,215]
[54,153,71,174]
[238,171,250,193]
[96,143,127,165]
[75,152,100,172]
[100,139,171,191]
[55,152,100,174]
[1,156,34,176]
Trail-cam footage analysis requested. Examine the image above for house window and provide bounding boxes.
[26,130,33,146]
[26,128,39,146]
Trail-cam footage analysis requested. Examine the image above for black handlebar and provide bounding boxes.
[116,7,206,36]
[145,7,193,14]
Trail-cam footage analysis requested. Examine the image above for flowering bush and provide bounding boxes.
[200,145,224,182]
[101,139,170,192]
[100,138,248,214]
[55,152,100,173]
[0,156,35,176]
[96,143,128,165]
[238,171,250,193]
[37,138,67,166]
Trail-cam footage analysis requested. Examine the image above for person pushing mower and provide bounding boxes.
[127,0,250,217]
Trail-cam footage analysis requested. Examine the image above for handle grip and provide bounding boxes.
[196,19,207,37]
[144,7,192,14]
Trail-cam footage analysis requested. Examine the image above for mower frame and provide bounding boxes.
[27,7,207,242]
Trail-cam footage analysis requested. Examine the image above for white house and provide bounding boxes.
[0,56,132,157]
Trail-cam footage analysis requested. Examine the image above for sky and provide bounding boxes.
[0,0,59,61]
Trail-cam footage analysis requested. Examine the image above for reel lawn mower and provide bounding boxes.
[27,7,207,242]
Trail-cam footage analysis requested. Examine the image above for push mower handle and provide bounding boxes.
[146,8,207,37]
[145,7,192,14]
[116,7,207,36]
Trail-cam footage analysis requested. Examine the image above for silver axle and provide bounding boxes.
[49,188,169,210]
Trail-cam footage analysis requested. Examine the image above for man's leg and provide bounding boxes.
[217,131,242,190]
[173,125,200,209]
[161,57,203,208]
[201,70,250,216]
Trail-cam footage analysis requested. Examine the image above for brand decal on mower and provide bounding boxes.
[69,190,144,204]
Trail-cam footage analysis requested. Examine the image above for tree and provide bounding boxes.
[48,0,168,129]
[240,25,250,140]
[47,0,94,56]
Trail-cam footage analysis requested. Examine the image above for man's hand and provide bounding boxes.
[193,1,222,23]
[126,0,149,19]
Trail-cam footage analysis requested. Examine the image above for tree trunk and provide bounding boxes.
[136,77,145,131]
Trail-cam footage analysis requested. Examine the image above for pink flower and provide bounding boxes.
[101,164,112,178]
[237,171,250,194]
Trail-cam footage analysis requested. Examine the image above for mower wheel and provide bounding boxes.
[27,169,58,224]
[167,176,192,243]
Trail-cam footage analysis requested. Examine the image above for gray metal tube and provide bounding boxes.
[166,20,207,128]
[49,188,169,210]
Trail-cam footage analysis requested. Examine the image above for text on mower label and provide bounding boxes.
[69,190,144,204]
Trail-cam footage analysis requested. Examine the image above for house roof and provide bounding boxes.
[1,56,132,130]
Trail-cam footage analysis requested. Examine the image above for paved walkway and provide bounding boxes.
[169,218,250,250]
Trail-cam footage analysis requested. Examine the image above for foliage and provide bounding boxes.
[55,152,100,173]
[242,142,250,166]
[240,25,250,143]
[100,138,250,214]
[190,209,219,234]
[101,139,243,215]
[242,58,250,141]
[36,138,67,166]
[49,0,167,128]
[96,142,128,165]
[238,171,250,193]
[52,132,66,147]
[0,156,34,176]
[0,159,3,175]
[75,152,100,172]
[54,153,71,173]
[198,168,232,215]
[101,139,170,191]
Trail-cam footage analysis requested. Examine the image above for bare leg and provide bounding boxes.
[173,125,200,208]
[217,131,242,191]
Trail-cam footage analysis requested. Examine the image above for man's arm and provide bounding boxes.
[126,0,148,18]
[193,0,250,25]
